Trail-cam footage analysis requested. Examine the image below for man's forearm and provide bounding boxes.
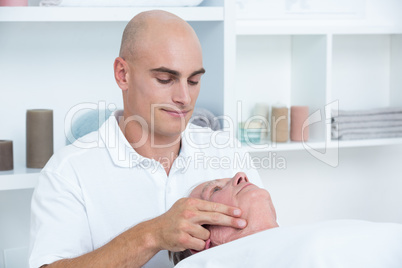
[44,219,160,268]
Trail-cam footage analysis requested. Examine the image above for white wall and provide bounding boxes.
[256,145,402,226]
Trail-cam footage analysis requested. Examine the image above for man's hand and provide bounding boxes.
[152,197,247,252]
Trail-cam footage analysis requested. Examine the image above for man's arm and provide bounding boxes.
[42,198,246,268]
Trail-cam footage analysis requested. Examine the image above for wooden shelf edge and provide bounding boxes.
[0,6,224,22]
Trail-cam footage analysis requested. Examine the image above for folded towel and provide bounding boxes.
[336,132,402,141]
[332,126,402,139]
[56,0,204,7]
[40,0,61,6]
[332,107,402,117]
[332,113,402,123]
[190,108,221,131]
[332,120,402,131]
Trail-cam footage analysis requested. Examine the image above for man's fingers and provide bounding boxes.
[187,223,210,241]
[196,211,247,229]
[181,235,206,252]
[194,198,242,217]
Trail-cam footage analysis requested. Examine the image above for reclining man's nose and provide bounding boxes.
[234,172,249,185]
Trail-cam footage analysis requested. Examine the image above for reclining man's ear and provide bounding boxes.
[190,238,211,255]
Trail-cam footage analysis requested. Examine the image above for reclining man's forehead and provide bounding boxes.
[190,178,229,200]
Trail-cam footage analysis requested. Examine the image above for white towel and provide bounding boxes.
[337,132,402,140]
[332,113,402,123]
[332,126,402,139]
[332,107,402,117]
[332,120,402,131]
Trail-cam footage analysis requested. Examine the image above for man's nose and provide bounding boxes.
[172,80,191,106]
[233,172,249,186]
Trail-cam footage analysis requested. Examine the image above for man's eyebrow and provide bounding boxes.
[150,67,179,76]
[190,68,206,77]
[150,67,205,78]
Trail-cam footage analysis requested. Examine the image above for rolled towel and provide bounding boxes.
[271,106,289,142]
[66,109,113,145]
[290,106,309,142]
[190,108,221,131]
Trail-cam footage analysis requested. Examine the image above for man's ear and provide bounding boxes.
[114,57,129,91]
[190,238,211,255]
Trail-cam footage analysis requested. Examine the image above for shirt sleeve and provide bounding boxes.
[29,169,93,268]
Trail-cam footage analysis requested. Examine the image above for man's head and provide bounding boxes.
[114,10,205,143]
[190,172,279,248]
[170,172,278,265]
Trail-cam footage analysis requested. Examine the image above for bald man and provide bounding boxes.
[29,10,263,268]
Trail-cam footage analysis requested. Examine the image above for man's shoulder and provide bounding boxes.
[44,131,105,173]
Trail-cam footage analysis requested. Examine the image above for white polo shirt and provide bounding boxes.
[29,111,262,268]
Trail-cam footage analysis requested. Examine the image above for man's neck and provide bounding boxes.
[118,117,182,175]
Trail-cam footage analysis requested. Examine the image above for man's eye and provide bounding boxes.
[211,186,221,194]
[188,80,199,85]
[157,78,172,84]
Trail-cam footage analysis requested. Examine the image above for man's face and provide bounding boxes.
[124,25,204,141]
[190,172,278,247]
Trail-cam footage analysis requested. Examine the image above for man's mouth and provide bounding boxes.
[162,109,189,118]
[237,183,253,195]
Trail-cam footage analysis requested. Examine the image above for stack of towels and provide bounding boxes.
[332,107,402,140]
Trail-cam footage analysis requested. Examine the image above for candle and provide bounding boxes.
[271,106,289,142]
[26,109,54,168]
[0,140,13,171]
[290,106,309,142]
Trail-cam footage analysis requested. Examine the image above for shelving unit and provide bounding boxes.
[233,20,402,152]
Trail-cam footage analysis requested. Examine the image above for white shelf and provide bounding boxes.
[0,167,39,191]
[236,20,402,35]
[336,137,402,148]
[0,6,224,22]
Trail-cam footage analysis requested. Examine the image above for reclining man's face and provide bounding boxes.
[190,172,279,248]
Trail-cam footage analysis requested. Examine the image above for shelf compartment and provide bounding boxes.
[0,6,224,22]
[331,34,402,110]
[235,34,328,142]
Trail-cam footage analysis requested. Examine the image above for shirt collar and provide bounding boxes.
[99,110,198,168]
